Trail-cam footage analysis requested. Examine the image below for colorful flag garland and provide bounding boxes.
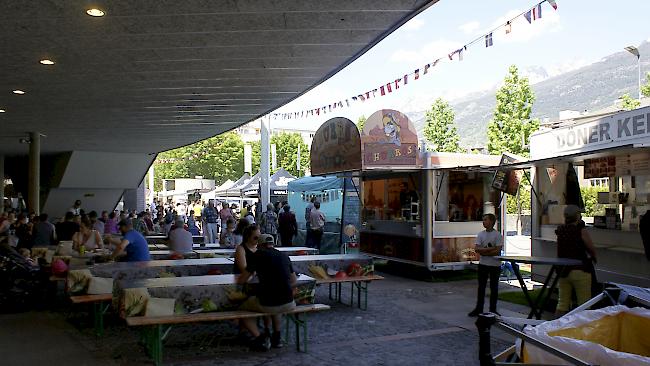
[270,0,559,121]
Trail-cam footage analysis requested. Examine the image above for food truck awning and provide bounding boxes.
[486,144,642,171]
[288,176,347,192]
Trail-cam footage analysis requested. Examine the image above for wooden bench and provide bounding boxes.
[70,293,113,337]
[127,303,330,366]
[316,275,384,310]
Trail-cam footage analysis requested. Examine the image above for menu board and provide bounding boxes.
[584,156,616,178]
[491,154,522,195]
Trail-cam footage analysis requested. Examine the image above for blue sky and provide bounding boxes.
[269,0,650,130]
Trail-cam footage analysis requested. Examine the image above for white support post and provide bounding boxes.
[260,117,271,208]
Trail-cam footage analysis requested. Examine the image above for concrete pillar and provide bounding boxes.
[260,116,271,207]
[148,164,155,205]
[28,132,40,215]
[0,155,4,213]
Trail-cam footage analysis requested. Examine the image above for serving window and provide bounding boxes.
[436,171,497,222]
[362,173,421,222]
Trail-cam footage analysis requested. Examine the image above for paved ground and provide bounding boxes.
[0,271,532,366]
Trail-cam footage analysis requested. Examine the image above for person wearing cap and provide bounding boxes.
[555,205,597,316]
[168,218,193,255]
[237,231,297,351]
[107,219,151,262]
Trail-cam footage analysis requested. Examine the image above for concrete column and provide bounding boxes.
[148,164,155,205]
[260,116,271,207]
[28,132,40,215]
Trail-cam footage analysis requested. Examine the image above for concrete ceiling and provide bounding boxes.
[0,0,435,155]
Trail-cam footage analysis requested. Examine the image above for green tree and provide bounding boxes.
[581,186,608,217]
[153,132,246,189]
[620,93,641,111]
[270,132,310,177]
[356,115,367,132]
[641,72,650,97]
[506,185,531,214]
[423,97,463,152]
[487,65,540,157]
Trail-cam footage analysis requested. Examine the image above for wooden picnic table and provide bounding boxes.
[148,246,319,259]
[496,256,583,319]
[115,273,317,318]
[145,235,204,244]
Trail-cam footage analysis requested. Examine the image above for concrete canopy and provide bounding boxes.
[0,0,435,155]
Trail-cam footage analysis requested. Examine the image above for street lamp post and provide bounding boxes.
[624,46,642,99]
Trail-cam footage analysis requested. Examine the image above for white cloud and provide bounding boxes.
[459,21,480,34]
[390,39,462,65]
[487,8,562,44]
[404,18,425,31]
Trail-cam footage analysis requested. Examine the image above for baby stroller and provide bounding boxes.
[0,242,44,313]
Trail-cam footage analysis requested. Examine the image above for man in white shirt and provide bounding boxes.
[308,201,325,250]
[468,213,503,317]
[168,219,193,254]
[69,200,82,215]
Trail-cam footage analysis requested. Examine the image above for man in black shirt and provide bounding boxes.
[237,234,297,351]
[55,212,80,242]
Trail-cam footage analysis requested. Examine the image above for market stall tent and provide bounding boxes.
[214,173,252,197]
[288,175,360,254]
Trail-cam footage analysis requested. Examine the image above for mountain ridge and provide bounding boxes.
[407,41,650,148]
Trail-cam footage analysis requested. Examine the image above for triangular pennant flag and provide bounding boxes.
[414,68,420,80]
[432,58,440,67]
[458,48,463,61]
[548,0,558,10]
[536,4,542,19]
[485,33,493,47]
[505,21,512,34]
[524,10,532,23]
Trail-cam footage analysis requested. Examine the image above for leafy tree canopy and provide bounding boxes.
[423,97,463,152]
[487,65,540,157]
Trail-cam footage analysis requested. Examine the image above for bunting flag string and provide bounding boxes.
[269,0,558,121]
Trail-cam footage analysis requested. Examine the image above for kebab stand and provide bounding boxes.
[310,110,505,270]
[525,106,650,287]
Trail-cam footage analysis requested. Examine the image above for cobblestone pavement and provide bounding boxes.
[2,272,522,366]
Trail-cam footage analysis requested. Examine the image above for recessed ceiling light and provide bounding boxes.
[40,59,55,65]
[0,109,5,113]
[12,90,26,95]
[86,8,105,17]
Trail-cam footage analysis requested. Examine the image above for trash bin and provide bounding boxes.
[519,305,650,365]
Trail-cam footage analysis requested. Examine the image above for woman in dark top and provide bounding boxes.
[278,205,298,247]
[555,205,597,316]
[234,224,259,274]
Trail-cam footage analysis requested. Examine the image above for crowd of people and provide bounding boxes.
[0,197,316,262]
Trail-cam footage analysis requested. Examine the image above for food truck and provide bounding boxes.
[517,106,650,287]
[310,111,505,270]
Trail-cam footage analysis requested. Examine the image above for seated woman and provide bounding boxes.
[234,224,259,274]
[72,217,103,251]
[219,218,238,248]
[233,218,249,246]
